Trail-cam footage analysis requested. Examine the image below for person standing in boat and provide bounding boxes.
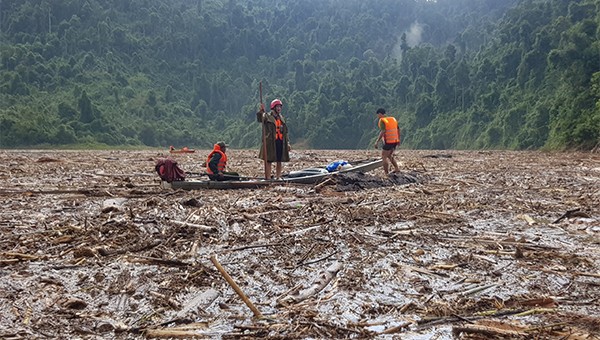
[257,98,291,179]
[374,108,401,175]
[206,142,239,181]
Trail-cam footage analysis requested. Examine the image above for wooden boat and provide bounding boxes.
[169,146,196,154]
[162,158,383,190]
[163,178,272,190]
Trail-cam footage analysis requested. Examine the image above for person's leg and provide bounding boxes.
[276,162,282,178]
[223,171,240,181]
[381,150,391,174]
[389,147,400,173]
[390,157,400,173]
[275,140,283,179]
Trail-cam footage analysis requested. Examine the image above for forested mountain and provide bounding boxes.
[0,0,598,150]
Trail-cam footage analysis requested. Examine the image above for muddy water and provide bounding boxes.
[0,149,599,339]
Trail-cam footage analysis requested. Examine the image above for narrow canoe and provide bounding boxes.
[282,158,383,184]
[169,146,196,154]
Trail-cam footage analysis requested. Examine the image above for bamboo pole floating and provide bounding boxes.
[453,324,526,337]
[210,255,263,318]
[171,220,217,233]
[459,283,498,297]
[514,308,556,317]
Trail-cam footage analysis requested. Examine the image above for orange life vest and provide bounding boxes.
[379,116,400,144]
[206,144,227,174]
[275,117,283,140]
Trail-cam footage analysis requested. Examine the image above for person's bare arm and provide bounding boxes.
[375,130,385,149]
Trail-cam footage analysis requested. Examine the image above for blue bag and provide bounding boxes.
[326,160,349,172]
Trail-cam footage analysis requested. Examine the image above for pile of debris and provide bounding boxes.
[321,171,425,191]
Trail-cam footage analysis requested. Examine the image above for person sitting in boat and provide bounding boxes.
[206,142,240,181]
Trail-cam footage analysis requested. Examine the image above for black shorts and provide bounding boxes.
[382,142,398,151]
[275,139,284,161]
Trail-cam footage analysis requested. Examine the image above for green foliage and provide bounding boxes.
[0,0,597,151]
[78,90,95,123]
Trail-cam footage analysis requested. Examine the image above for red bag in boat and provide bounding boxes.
[155,158,186,183]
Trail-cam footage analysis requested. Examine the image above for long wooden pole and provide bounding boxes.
[260,82,267,166]
[210,255,263,318]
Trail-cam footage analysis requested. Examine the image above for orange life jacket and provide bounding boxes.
[275,117,283,140]
[206,144,227,174]
[380,116,400,144]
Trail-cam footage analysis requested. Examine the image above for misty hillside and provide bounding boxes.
[0,0,598,150]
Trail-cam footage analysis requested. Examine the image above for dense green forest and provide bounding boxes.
[0,0,599,150]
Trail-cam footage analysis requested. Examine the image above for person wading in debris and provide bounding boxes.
[257,98,291,179]
[374,108,401,175]
[206,142,239,181]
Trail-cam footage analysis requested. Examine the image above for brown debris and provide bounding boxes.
[0,149,599,339]
[63,297,88,310]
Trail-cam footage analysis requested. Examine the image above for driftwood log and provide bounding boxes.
[210,255,263,318]
[277,261,343,306]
